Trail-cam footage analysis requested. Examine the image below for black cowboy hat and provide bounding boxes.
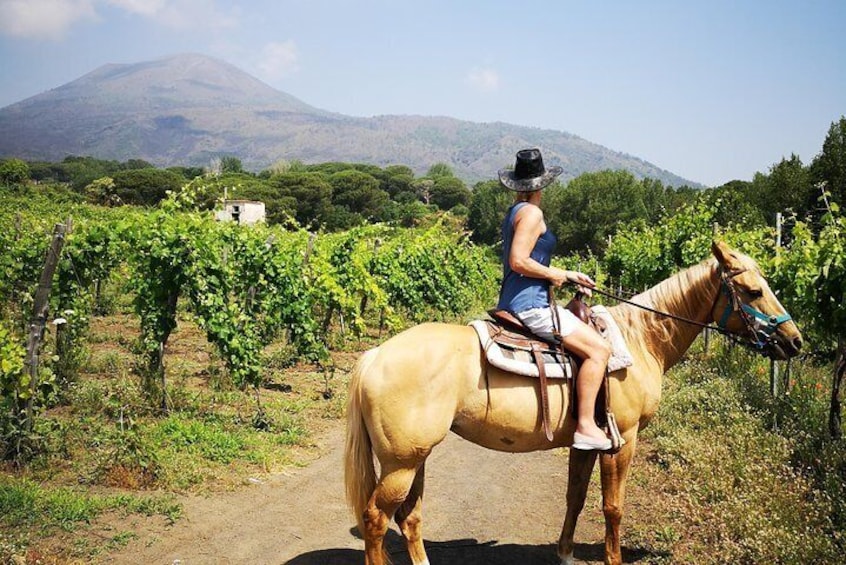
[498,148,563,192]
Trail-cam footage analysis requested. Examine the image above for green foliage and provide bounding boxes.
[0,158,30,185]
[604,200,774,290]
[430,176,470,210]
[368,223,498,321]
[270,171,334,228]
[0,325,27,457]
[383,165,415,199]
[811,116,846,215]
[468,179,512,245]
[700,180,765,227]
[751,154,814,223]
[545,170,650,254]
[772,206,846,348]
[111,168,184,206]
[635,347,842,563]
[220,156,243,174]
[426,162,454,178]
[327,169,389,226]
[52,156,124,190]
[84,177,119,206]
[0,476,180,531]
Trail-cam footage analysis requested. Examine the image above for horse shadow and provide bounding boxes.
[284,528,663,564]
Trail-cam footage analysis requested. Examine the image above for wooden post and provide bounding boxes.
[829,337,845,439]
[303,232,316,265]
[23,223,67,433]
[704,222,719,354]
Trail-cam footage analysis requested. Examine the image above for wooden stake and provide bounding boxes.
[23,223,66,434]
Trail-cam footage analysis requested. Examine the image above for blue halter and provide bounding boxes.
[717,268,793,350]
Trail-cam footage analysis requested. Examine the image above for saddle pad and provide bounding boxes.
[469,320,572,379]
[590,305,634,372]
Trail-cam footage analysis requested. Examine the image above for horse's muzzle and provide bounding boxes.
[770,335,802,360]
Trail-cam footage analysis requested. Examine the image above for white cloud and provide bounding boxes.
[105,0,166,17]
[466,67,501,92]
[0,0,97,40]
[106,0,237,30]
[0,0,237,40]
[256,40,300,82]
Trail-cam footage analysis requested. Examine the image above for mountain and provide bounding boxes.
[0,54,699,187]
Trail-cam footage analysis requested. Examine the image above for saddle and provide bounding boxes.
[481,293,624,451]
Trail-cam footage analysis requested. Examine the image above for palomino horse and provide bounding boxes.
[344,241,803,565]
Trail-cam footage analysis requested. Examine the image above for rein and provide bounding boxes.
[586,267,792,354]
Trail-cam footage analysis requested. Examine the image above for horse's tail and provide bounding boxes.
[344,347,379,534]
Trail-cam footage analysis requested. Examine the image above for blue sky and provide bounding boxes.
[0,0,843,187]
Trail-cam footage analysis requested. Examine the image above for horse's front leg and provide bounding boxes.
[599,434,638,565]
[557,448,598,565]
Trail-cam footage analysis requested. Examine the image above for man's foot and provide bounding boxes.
[572,431,612,451]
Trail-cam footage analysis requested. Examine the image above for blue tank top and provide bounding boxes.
[497,202,557,312]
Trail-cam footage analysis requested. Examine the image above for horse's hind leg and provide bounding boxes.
[363,464,418,565]
[395,462,428,564]
[557,448,598,565]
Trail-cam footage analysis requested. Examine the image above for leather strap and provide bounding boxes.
[531,342,554,441]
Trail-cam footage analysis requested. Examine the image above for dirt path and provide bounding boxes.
[107,422,645,565]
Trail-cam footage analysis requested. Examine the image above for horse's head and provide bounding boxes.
[710,241,803,360]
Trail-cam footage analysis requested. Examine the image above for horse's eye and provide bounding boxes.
[747,288,763,298]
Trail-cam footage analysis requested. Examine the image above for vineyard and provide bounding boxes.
[1,140,845,563]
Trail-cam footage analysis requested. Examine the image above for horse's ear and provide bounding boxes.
[711,240,743,270]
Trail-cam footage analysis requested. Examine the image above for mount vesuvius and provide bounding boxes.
[0,53,698,187]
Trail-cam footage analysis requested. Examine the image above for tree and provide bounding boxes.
[546,170,648,254]
[468,180,513,245]
[84,177,120,206]
[427,162,454,178]
[167,166,205,180]
[383,165,415,199]
[221,156,244,174]
[56,156,122,190]
[811,116,846,211]
[701,180,765,227]
[0,158,30,185]
[328,170,389,221]
[112,168,184,206]
[306,162,358,175]
[261,159,306,177]
[430,176,469,210]
[270,172,334,228]
[751,154,813,222]
[123,159,154,170]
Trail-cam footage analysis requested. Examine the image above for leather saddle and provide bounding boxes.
[483,293,611,443]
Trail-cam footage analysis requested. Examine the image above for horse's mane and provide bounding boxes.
[611,258,722,367]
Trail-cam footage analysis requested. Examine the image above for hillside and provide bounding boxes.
[0,53,698,187]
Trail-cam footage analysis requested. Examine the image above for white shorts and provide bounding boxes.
[516,306,581,342]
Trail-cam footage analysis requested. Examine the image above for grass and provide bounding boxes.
[626,341,844,564]
[0,312,355,562]
[0,476,180,563]
[0,478,181,529]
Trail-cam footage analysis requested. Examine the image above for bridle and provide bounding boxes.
[716,267,792,352]
[588,265,793,356]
